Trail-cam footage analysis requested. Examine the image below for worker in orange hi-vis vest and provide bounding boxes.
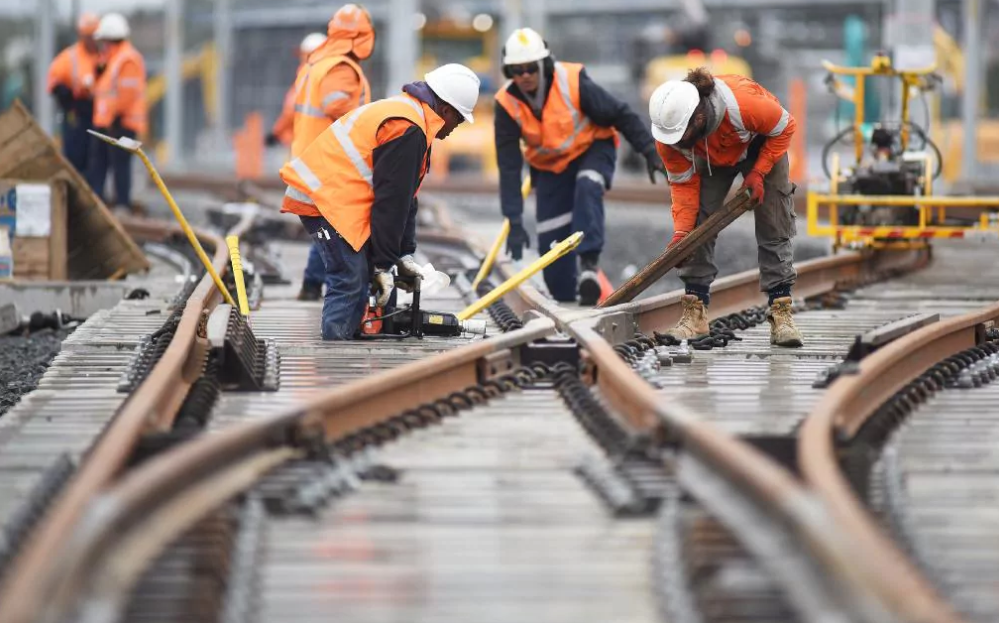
[279,4,375,302]
[47,12,100,173]
[279,64,480,340]
[649,67,803,348]
[266,32,327,149]
[86,12,147,213]
[495,27,667,306]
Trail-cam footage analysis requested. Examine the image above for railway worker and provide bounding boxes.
[649,67,803,348]
[279,63,480,340]
[494,27,667,305]
[281,4,375,302]
[86,12,147,213]
[47,12,101,173]
[265,32,328,150]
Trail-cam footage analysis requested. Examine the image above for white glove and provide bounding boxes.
[396,254,422,280]
[371,269,394,307]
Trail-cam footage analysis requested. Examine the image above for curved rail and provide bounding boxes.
[799,301,999,623]
[0,183,942,623]
[0,213,255,623]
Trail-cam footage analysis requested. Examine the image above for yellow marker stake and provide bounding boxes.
[457,231,583,321]
[469,177,532,291]
[88,129,237,308]
[226,235,250,316]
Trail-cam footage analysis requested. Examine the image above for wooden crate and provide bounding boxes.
[0,100,148,279]
[0,179,67,280]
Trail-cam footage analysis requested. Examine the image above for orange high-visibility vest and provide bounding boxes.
[47,42,98,99]
[279,94,444,252]
[495,61,617,174]
[93,41,147,136]
[291,55,370,157]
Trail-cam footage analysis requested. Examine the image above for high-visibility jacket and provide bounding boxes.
[657,74,795,234]
[280,94,444,252]
[47,42,98,99]
[93,41,147,136]
[271,65,302,146]
[495,61,617,174]
[291,54,370,157]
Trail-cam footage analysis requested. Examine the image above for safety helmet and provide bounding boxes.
[94,12,130,41]
[648,80,700,145]
[77,12,100,36]
[502,27,550,66]
[325,4,375,60]
[299,32,327,55]
[425,63,481,124]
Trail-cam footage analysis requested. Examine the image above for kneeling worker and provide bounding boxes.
[279,64,480,340]
[649,67,803,347]
[495,27,666,305]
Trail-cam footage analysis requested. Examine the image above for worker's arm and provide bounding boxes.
[319,63,362,122]
[656,142,702,235]
[114,58,146,125]
[401,196,419,257]
[47,49,74,111]
[269,83,296,143]
[578,69,655,154]
[369,121,427,270]
[738,88,796,178]
[494,99,526,221]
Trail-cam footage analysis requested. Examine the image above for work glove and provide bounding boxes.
[371,269,394,308]
[741,170,765,204]
[51,84,74,112]
[644,148,668,184]
[506,218,530,261]
[264,132,280,147]
[395,254,422,292]
[667,230,689,251]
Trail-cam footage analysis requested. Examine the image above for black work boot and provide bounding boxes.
[297,281,323,301]
[577,254,601,306]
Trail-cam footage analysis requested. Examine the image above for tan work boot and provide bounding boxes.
[664,294,710,341]
[767,296,804,348]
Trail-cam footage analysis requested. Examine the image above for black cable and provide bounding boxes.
[822,125,858,179]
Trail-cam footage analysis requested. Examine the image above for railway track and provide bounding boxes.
[0,178,996,623]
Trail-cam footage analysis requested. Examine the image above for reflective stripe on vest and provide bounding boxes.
[94,45,144,130]
[291,55,370,157]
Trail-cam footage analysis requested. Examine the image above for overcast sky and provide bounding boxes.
[1,0,167,19]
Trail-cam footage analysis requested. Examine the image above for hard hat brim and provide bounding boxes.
[651,122,686,145]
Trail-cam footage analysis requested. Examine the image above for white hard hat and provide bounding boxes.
[300,32,327,54]
[649,80,700,145]
[425,63,481,124]
[94,13,130,41]
[502,27,550,66]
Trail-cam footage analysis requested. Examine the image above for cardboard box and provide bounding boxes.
[0,180,67,280]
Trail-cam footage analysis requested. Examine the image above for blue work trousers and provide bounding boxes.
[302,242,330,289]
[61,99,93,174]
[298,215,371,340]
[86,126,134,207]
[533,138,616,302]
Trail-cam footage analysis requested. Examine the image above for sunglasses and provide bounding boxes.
[507,64,539,77]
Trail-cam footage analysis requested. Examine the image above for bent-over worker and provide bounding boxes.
[279,64,480,340]
[649,67,803,347]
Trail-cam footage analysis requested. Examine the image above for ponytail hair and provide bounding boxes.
[684,67,715,98]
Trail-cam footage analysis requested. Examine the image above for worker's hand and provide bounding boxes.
[667,230,689,251]
[507,219,530,261]
[740,170,765,204]
[395,254,422,291]
[371,269,394,308]
[264,132,280,147]
[644,148,668,184]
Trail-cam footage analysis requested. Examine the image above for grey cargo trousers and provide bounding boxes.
[678,153,798,293]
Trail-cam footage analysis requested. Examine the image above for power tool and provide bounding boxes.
[360,274,487,339]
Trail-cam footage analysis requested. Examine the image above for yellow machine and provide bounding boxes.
[807,53,999,250]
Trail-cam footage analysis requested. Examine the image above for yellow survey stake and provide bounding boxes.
[88,129,236,308]
[226,235,250,316]
[457,231,583,321]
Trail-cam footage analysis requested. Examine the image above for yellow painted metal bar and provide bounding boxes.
[853,76,865,164]
[812,193,999,207]
[822,58,937,76]
[225,235,250,316]
[838,226,986,237]
[87,130,237,307]
[457,231,584,321]
[470,218,509,291]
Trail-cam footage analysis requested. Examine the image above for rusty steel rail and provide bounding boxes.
[798,303,999,623]
[0,179,943,623]
[0,213,254,623]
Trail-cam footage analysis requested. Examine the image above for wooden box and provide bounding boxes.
[0,180,68,280]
